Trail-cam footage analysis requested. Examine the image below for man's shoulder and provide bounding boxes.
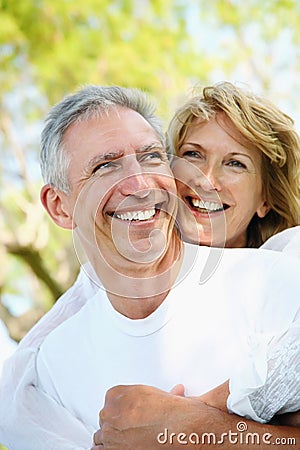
[180,243,300,335]
[181,242,300,304]
[181,243,289,281]
[183,242,299,272]
[18,265,99,350]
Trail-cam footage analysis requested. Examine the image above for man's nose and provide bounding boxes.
[117,161,152,197]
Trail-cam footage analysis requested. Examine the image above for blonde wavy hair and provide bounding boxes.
[167,82,300,247]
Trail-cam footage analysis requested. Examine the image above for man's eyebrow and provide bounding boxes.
[138,142,165,152]
[84,151,124,172]
[83,142,165,174]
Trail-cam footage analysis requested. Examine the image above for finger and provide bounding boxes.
[99,409,104,427]
[169,383,185,396]
[93,428,103,446]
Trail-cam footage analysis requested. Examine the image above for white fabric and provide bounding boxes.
[0,268,98,450]
[248,313,300,421]
[35,246,300,432]
[227,310,300,422]
[0,319,17,378]
[230,226,300,422]
[36,246,240,430]
[0,229,299,449]
[260,225,300,257]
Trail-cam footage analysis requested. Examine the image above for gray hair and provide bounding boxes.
[40,85,164,193]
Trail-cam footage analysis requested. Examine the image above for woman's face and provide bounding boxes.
[172,114,270,248]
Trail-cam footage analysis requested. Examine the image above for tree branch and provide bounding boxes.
[6,244,64,301]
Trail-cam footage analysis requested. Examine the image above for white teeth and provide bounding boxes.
[115,208,156,221]
[191,199,223,212]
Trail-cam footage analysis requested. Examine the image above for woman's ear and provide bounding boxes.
[256,200,271,218]
[40,185,74,230]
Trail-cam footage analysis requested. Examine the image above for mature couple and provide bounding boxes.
[0,83,299,450]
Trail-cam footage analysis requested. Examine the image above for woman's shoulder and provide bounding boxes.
[260,226,300,257]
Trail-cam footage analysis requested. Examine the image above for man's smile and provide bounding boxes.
[112,207,156,221]
[107,202,167,222]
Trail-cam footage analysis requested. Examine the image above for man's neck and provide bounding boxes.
[88,232,183,319]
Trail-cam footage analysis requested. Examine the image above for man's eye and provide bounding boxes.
[92,161,113,174]
[143,151,165,161]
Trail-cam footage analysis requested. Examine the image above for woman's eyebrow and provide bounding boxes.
[180,141,201,147]
[229,152,255,163]
[179,142,205,150]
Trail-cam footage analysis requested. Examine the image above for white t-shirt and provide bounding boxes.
[36,245,300,434]
[0,230,299,450]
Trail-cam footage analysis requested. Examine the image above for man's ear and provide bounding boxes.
[40,185,74,230]
[257,200,271,218]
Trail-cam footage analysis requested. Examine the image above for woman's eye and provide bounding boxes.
[227,160,246,169]
[183,150,203,159]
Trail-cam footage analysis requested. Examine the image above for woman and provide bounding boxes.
[167,81,300,249]
[167,81,300,425]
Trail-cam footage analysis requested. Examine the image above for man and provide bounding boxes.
[0,85,299,450]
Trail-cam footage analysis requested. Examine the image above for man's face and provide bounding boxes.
[61,107,177,268]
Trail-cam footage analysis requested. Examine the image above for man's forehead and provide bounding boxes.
[63,110,160,149]
[63,114,165,176]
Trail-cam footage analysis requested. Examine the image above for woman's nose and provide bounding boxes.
[194,165,222,192]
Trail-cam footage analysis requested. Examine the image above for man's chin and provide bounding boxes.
[115,236,168,265]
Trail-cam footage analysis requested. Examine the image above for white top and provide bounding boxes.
[0,320,16,378]
[0,227,299,450]
[229,226,300,421]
